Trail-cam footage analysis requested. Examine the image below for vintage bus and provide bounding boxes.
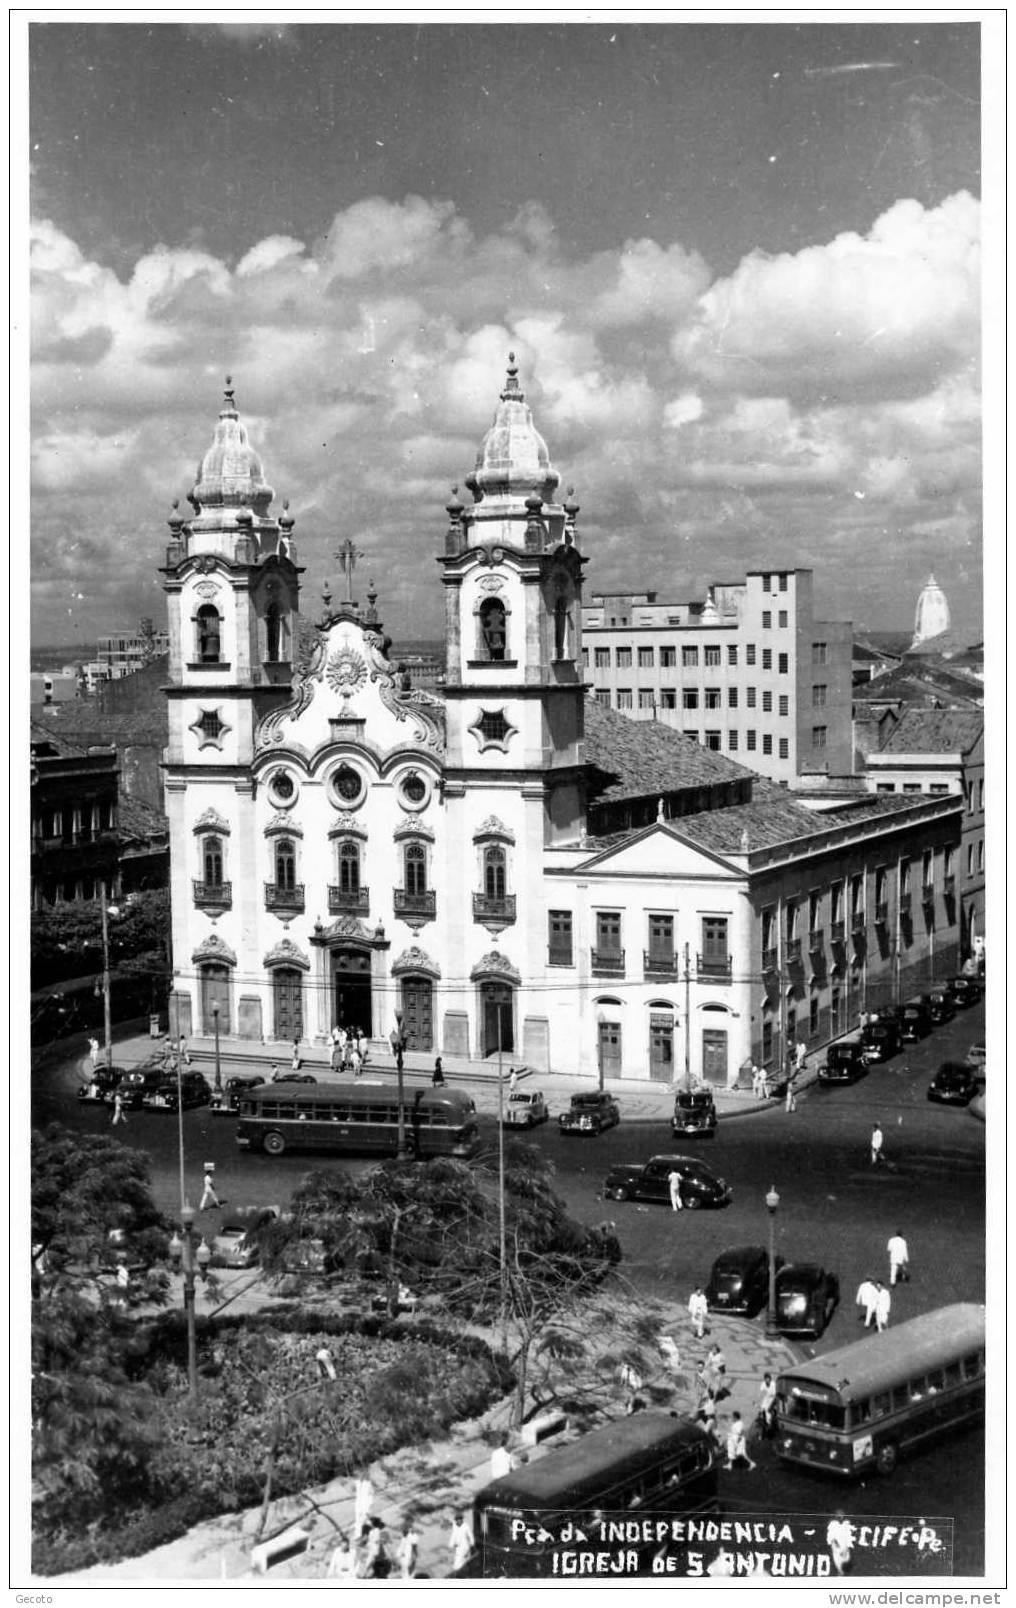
[235,1081,481,1160]
[472,1412,718,1577]
[775,1302,984,1477]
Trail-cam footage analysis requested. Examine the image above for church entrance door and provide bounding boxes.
[481,982,514,1057]
[332,948,373,1037]
[273,968,304,1042]
[400,977,433,1052]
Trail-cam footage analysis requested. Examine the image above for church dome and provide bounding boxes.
[465,355,561,506]
[912,573,951,647]
[189,379,275,515]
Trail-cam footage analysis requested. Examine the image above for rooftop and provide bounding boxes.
[874,708,984,756]
[583,695,756,804]
[673,789,955,858]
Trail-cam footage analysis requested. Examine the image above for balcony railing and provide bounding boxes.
[943,874,956,898]
[808,928,824,953]
[830,920,846,945]
[921,882,935,904]
[548,946,574,967]
[265,882,305,912]
[328,885,370,915]
[698,953,732,982]
[193,879,232,910]
[851,911,866,934]
[472,892,517,925]
[393,889,436,920]
[762,946,778,974]
[643,949,678,977]
[874,902,889,926]
[591,947,625,976]
[785,938,802,965]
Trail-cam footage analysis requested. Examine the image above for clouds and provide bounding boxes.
[29,190,981,642]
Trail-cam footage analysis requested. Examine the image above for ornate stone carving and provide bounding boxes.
[263,938,310,971]
[326,646,368,699]
[194,580,221,598]
[192,808,231,835]
[473,814,515,843]
[327,812,368,840]
[393,819,435,842]
[478,576,505,593]
[192,933,237,966]
[470,951,522,985]
[390,945,441,978]
[264,813,303,837]
[311,914,376,945]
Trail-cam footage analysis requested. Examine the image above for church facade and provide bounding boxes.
[162,367,961,1084]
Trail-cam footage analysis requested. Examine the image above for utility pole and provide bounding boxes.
[99,878,113,1068]
[683,943,692,1091]
[497,1008,508,1346]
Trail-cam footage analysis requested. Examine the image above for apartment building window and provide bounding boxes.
[812,642,828,666]
[704,687,721,709]
[761,572,772,591]
[638,689,655,710]
[903,783,922,793]
[944,845,955,879]
[922,849,934,889]
[977,778,984,811]
[727,645,738,667]
[660,646,676,668]
[660,689,677,708]
[762,610,772,629]
[762,648,772,670]
[809,994,820,1035]
[704,730,721,750]
[746,687,756,708]
[684,730,699,742]
[581,647,589,667]
[762,690,773,712]
[594,647,610,668]
[762,735,773,755]
[778,694,789,716]
[966,844,974,876]
[682,646,699,668]
[779,738,789,759]
[548,910,573,966]
[616,647,632,669]
[813,684,827,707]
[778,653,789,673]
[728,687,738,708]
[704,645,721,667]
[701,916,729,974]
[595,911,623,965]
[929,783,949,794]
[728,731,739,750]
[647,913,675,965]
[594,689,611,706]
[746,730,757,750]
[638,646,654,668]
[746,644,756,666]
[683,689,699,710]
[779,573,788,592]
[778,610,788,628]
[616,688,633,709]
[876,783,895,793]
[812,726,828,748]
[978,839,984,871]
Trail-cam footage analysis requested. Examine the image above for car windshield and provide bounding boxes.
[712,1270,745,1291]
[573,1095,603,1107]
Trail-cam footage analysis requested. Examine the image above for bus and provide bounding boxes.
[472,1412,718,1577]
[775,1302,984,1478]
[235,1081,481,1160]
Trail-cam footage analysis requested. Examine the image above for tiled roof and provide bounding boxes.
[876,708,983,755]
[29,719,92,757]
[852,665,982,707]
[673,790,951,857]
[583,696,755,802]
[118,795,170,841]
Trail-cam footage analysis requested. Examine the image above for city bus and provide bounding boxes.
[472,1412,718,1577]
[775,1302,984,1477]
[235,1081,481,1160]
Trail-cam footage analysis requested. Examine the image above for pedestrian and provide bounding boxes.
[199,1162,220,1211]
[859,1009,869,1032]
[758,1372,777,1438]
[508,1067,518,1094]
[794,1039,807,1073]
[618,1361,645,1413]
[179,1035,191,1066]
[724,1412,756,1471]
[855,1276,879,1327]
[827,1513,854,1576]
[88,1036,100,1069]
[111,1090,127,1126]
[870,1123,884,1166]
[874,1280,891,1332]
[887,1229,910,1285]
[688,1285,708,1339]
[702,1343,727,1395]
[432,1056,445,1086]
[349,1046,362,1078]
[326,1533,356,1579]
[352,1473,375,1540]
[784,1071,797,1113]
[330,1039,342,1072]
[448,1509,473,1574]
[357,1030,368,1065]
[363,1517,391,1579]
[115,1261,130,1295]
[396,1518,420,1580]
[750,1063,763,1098]
[316,1346,337,1381]
[696,1389,719,1442]
[270,1063,281,1083]
[291,1045,302,1073]
[668,1169,684,1212]
[490,1438,513,1479]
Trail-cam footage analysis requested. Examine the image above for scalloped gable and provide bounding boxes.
[574,822,742,879]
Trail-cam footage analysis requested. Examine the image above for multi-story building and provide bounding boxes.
[97,620,170,677]
[30,724,120,907]
[161,368,960,1085]
[582,574,853,787]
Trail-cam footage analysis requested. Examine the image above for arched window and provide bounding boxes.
[203,836,224,887]
[405,843,427,896]
[484,845,506,901]
[479,598,507,661]
[338,841,361,895]
[554,597,571,661]
[265,603,284,663]
[275,838,296,891]
[196,605,222,664]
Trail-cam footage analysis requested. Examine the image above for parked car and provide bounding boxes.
[927,988,955,1026]
[273,1072,318,1085]
[112,1065,170,1108]
[671,1089,718,1138]
[817,1041,867,1086]
[77,1064,127,1101]
[559,1091,620,1135]
[861,1020,901,1063]
[948,975,982,1009]
[503,1090,549,1127]
[210,1073,266,1114]
[899,998,933,1042]
[964,1043,986,1081]
[773,1263,840,1337]
[705,1244,779,1317]
[927,1062,979,1106]
[141,1071,213,1111]
[210,1223,259,1268]
[603,1154,732,1209]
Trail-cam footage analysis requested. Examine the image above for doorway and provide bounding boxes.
[598,1020,622,1078]
[481,981,514,1056]
[648,1013,674,1082]
[331,947,373,1036]
[400,976,434,1052]
[701,1028,728,1085]
[200,964,231,1034]
[272,967,304,1042]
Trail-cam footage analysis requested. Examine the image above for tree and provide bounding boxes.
[31,888,171,988]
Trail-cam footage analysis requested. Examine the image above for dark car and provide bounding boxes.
[273,1072,318,1085]
[927,1062,978,1106]
[211,1073,266,1114]
[927,988,955,1026]
[899,998,933,1042]
[705,1244,779,1317]
[603,1154,732,1209]
[141,1071,213,1111]
[947,975,982,1009]
[112,1065,169,1108]
[861,1020,901,1063]
[817,1041,867,1086]
[671,1089,718,1138]
[77,1064,127,1101]
[559,1090,620,1135]
[773,1263,840,1337]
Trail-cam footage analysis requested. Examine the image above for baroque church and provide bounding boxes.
[162,364,961,1084]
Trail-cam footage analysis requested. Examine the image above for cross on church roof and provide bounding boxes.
[334,537,365,604]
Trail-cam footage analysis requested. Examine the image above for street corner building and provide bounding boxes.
[160,363,964,1087]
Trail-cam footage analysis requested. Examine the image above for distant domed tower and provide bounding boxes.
[912,573,950,648]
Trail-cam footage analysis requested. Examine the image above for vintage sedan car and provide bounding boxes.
[210,1073,266,1114]
[947,975,982,1009]
[773,1263,840,1337]
[141,1071,213,1111]
[603,1154,732,1209]
[927,988,955,1026]
[817,1041,868,1086]
[559,1091,620,1135]
[861,1020,901,1063]
[705,1244,779,1317]
[209,1223,259,1269]
[77,1064,128,1101]
[111,1065,169,1108]
[927,1062,979,1106]
[503,1090,549,1127]
[964,1043,986,1080]
[273,1072,318,1085]
[899,998,933,1042]
[671,1089,718,1138]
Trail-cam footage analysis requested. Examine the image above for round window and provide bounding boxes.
[330,763,365,807]
[268,770,297,808]
[401,772,427,805]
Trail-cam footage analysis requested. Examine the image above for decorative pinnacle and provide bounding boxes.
[500,351,524,401]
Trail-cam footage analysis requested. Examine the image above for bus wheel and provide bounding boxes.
[263,1130,286,1157]
[875,1441,898,1476]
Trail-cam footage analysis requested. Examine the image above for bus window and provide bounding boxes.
[927,1369,945,1392]
[890,1387,908,1411]
[962,1353,981,1379]
[944,1362,962,1386]
[853,1398,872,1424]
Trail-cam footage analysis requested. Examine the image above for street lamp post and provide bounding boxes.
[168,1203,211,1399]
[390,1010,408,1158]
[211,1001,222,1092]
[98,878,120,1069]
[764,1185,781,1339]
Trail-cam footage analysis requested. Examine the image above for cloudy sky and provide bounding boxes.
[25,18,985,648]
